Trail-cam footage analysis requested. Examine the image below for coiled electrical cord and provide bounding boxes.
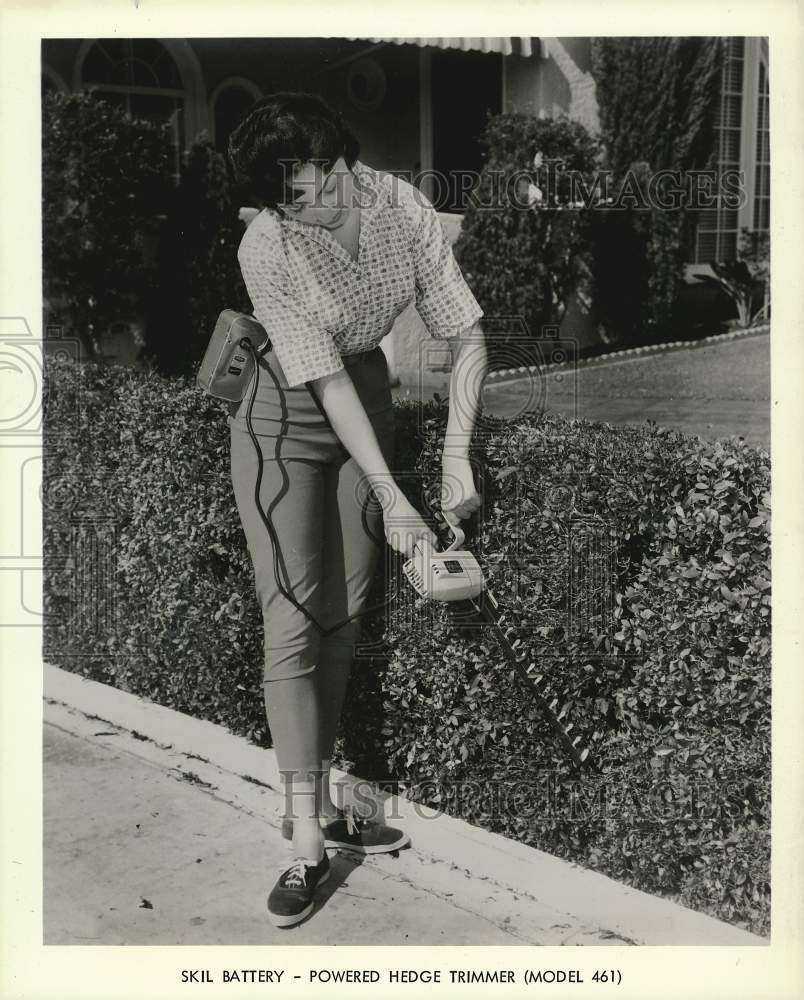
[238,337,401,637]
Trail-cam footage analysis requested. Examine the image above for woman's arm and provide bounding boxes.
[392,178,486,528]
[443,320,487,456]
[312,369,439,557]
[440,321,486,525]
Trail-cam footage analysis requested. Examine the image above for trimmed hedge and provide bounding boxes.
[43,358,770,936]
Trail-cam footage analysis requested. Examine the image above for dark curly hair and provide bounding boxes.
[227,91,360,209]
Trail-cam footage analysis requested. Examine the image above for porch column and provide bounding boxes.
[418,46,434,203]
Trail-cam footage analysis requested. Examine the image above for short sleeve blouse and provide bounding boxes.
[236,160,484,387]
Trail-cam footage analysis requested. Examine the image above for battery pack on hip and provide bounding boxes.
[196,308,271,403]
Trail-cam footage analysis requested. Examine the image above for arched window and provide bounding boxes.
[41,65,69,98]
[78,39,188,181]
[210,77,261,154]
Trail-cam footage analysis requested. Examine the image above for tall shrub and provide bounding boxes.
[42,91,173,359]
[143,135,250,375]
[453,113,601,365]
[589,37,724,345]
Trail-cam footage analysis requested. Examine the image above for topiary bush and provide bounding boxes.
[43,357,770,935]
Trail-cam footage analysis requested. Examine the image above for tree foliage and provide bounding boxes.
[591,37,723,178]
[589,37,725,345]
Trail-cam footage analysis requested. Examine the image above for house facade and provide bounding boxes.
[41,37,600,201]
[41,36,769,376]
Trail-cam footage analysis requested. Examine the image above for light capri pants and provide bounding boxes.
[228,344,396,683]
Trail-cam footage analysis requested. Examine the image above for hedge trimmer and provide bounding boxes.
[402,511,594,772]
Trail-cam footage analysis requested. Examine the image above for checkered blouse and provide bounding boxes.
[236,159,484,387]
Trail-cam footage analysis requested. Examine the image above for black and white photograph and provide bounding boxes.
[1,3,802,997]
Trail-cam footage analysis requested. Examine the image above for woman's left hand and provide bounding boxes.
[440,452,482,526]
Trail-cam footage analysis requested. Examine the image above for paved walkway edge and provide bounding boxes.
[483,322,770,383]
[43,663,766,946]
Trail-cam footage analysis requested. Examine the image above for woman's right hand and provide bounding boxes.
[381,489,439,558]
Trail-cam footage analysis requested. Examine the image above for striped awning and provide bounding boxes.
[349,37,545,58]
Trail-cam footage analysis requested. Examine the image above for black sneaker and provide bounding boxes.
[267,852,330,928]
[282,807,410,855]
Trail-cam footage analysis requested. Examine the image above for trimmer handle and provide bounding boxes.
[434,510,466,552]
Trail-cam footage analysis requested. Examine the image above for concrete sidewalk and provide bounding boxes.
[43,712,613,946]
[45,720,530,946]
[43,665,767,947]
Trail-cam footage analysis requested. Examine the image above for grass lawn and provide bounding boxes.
[399,331,770,452]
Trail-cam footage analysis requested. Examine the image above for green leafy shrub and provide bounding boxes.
[692,228,771,328]
[42,91,173,358]
[346,399,770,935]
[452,112,601,362]
[44,358,770,935]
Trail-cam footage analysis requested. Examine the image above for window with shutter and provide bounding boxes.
[689,38,769,265]
[752,59,769,235]
[691,37,745,262]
